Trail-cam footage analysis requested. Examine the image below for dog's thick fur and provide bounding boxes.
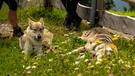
[65,27,118,62]
[19,18,53,56]
[42,28,53,48]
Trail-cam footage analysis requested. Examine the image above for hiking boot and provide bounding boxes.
[63,18,72,31]
[64,25,71,31]
[13,26,24,37]
[72,26,79,31]
[73,18,82,31]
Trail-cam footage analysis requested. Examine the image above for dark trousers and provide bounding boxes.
[0,0,17,11]
[61,0,81,28]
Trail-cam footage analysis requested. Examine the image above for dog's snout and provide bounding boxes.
[37,35,41,39]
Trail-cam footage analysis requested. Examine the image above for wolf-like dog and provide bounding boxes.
[65,27,118,62]
[19,17,53,56]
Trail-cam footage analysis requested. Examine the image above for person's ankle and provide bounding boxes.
[13,26,19,30]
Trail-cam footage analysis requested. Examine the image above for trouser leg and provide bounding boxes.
[0,0,4,9]
[61,0,82,30]
[5,0,23,37]
[61,0,73,27]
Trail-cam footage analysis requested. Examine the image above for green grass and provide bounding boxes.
[109,10,135,17]
[0,4,8,23]
[0,5,135,76]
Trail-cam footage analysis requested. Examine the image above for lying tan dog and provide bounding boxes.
[65,27,118,63]
[19,17,53,56]
[42,28,53,48]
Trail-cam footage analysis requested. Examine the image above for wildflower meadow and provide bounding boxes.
[0,5,135,76]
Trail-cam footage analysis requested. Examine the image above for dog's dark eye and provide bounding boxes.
[33,29,37,31]
[40,28,43,31]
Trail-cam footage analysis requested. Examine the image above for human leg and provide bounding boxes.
[61,0,82,31]
[0,0,4,9]
[5,0,23,37]
[8,10,18,27]
[61,0,74,30]
[72,12,82,31]
[71,0,82,31]
[63,13,73,30]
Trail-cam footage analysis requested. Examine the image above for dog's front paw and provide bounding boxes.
[22,50,28,54]
[37,53,43,57]
[22,50,29,60]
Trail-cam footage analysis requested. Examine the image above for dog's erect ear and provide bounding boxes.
[28,18,34,30]
[28,18,34,25]
[39,17,44,25]
[28,18,33,23]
